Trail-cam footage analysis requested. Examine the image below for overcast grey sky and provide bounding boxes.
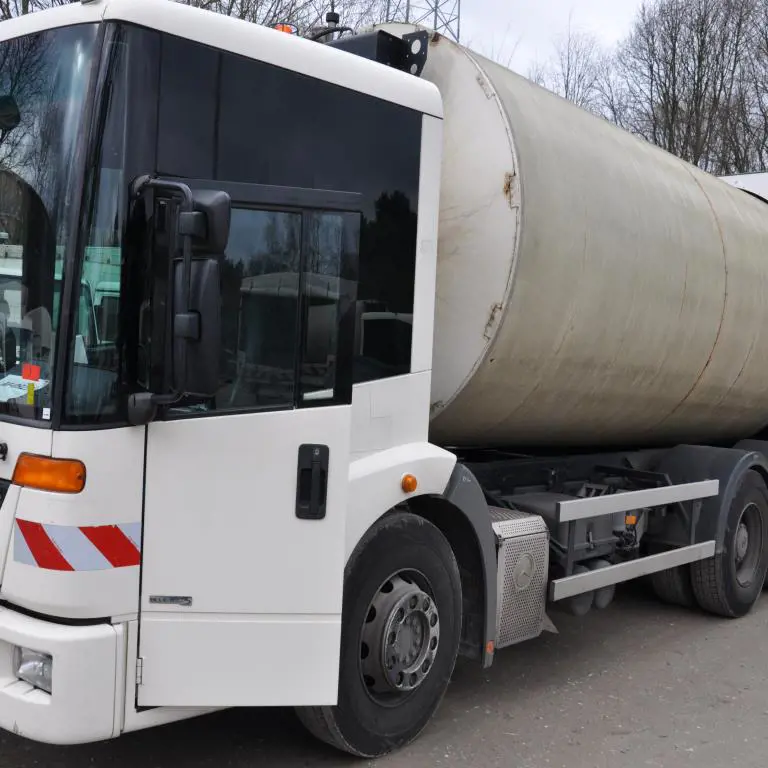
[460,0,643,73]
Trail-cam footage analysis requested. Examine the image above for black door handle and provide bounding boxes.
[296,444,329,520]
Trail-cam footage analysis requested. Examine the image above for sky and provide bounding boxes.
[458,0,643,74]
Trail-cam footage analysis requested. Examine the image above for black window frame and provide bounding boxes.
[155,30,422,386]
[58,21,161,431]
[159,178,362,421]
[0,22,106,431]
[49,22,422,431]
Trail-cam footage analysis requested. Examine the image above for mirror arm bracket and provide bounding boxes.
[132,175,196,391]
[174,312,200,341]
[128,176,227,426]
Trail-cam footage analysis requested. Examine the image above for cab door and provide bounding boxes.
[137,181,361,706]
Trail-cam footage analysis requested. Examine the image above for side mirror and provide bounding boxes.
[172,257,220,397]
[128,176,229,425]
[188,189,231,254]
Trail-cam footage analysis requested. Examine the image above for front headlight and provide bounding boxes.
[13,647,52,694]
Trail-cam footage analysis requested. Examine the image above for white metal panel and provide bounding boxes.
[0,485,19,580]
[344,440,456,559]
[0,426,53,592]
[50,428,145,528]
[0,425,53,598]
[1,427,144,619]
[410,114,443,375]
[3,542,140,619]
[104,0,443,118]
[0,1,443,115]
[0,0,104,42]
[0,422,53,481]
[350,370,433,457]
[121,620,215,735]
[138,613,341,707]
[0,606,120,745]
[141,408,349,616]
[139,405,351,705]
[721,172,768,201]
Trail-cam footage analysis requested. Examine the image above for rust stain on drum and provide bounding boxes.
[484,303,503,341]
[503,172,515,208]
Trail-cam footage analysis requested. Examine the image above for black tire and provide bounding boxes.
[296,512,462,758]
[691,470,768,618]
[650,565,695,608]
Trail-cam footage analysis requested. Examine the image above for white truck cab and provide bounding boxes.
[0,0,446,749]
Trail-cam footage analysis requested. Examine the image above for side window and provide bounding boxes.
[220,208,301,410]
[301,211,359,403]
[154,32,422,389]
[169,202,360,418]
[156,34,217,179]
[65,30,129,423]
[214,43,421,385]
[356,194,417,382]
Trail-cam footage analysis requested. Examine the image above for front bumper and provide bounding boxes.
[0,606,121,744]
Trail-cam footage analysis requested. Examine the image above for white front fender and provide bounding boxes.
[345,442,457,561]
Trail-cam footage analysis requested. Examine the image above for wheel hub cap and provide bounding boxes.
[736,522,749,563]
[360,573,440,697]
[733,502,763,588]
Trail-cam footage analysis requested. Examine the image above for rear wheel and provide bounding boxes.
[296,512,462,758]
[692,470,768,617]
[650,564,695,608]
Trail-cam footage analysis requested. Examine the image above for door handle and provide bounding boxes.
[296,444,329,520]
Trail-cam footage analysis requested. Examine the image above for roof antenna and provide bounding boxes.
[309,2,353,41]
[326,1,340,28]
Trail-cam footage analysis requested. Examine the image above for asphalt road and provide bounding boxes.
[2,584,768,768]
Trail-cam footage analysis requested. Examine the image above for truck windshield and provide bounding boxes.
[0,23,99,420]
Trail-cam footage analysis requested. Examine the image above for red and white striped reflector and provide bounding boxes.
[14,519,141,571]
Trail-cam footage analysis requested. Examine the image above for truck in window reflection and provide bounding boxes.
[356,310,413,376]
[235,272,412,406]
[234,272,342,407]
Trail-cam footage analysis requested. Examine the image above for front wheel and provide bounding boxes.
[296,512,462,758]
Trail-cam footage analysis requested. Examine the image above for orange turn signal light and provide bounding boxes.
[13,454,86,494]
[401,474,418,494]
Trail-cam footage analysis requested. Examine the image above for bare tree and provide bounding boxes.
[0,0,69,20]
[579,0,756,174]
[174,0,389,32]
[526,59,548,88]
[551,18,606,110]
[10,0,768,177]
[526,15,607,113]
[736,0,768,171]
[525,0,766,175]
[174,0,324,28]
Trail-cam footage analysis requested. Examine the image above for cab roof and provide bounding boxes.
[0,0,443,118]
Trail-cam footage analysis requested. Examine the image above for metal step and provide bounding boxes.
[549,540,716,601]
[490,507,549,650]
[556,480,719,523]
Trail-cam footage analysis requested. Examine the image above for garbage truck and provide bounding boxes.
[1,0,768,758]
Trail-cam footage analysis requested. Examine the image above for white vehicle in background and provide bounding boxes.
[721,171,768,200]
[0,244,97,403]
[1,0,768,760]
